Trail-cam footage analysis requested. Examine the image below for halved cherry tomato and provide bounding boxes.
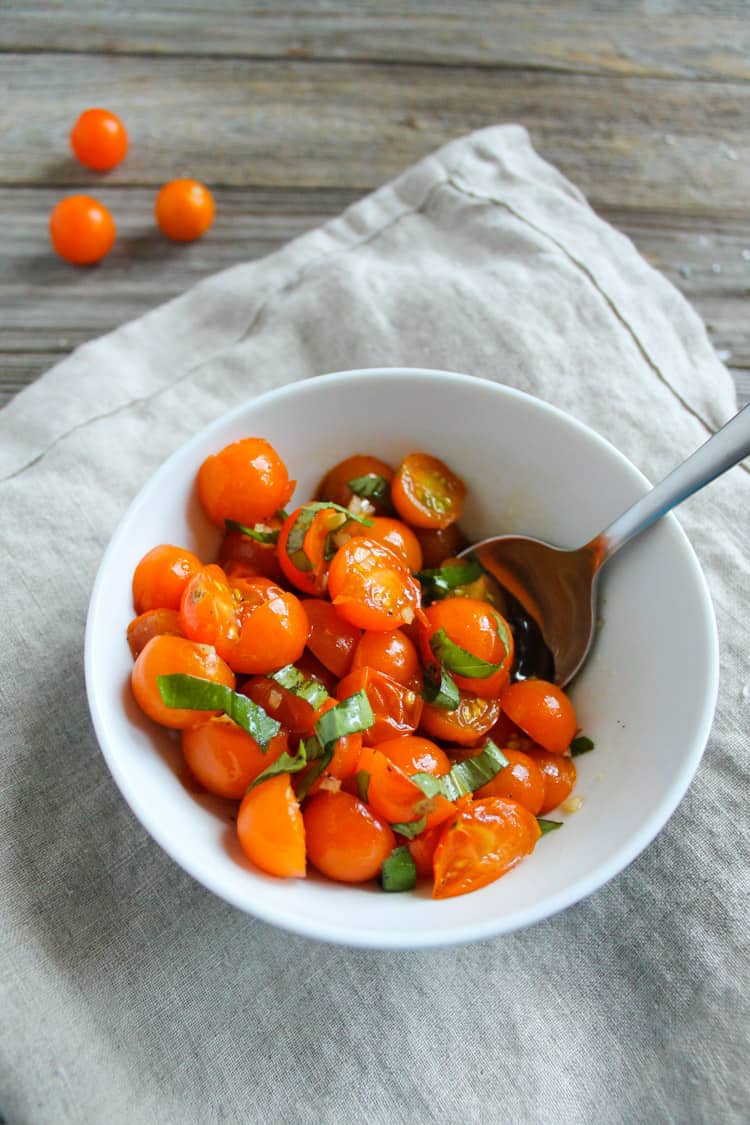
[197,437,294,528]
[376,735,450,777]
[408,824,445,879]
[357,744,455,832]
[414,523,469,569]
[182,719,288,799]
[328,537,422,631]
[474,748,545,815]
[301,598,361,678]
[392,453,466,530]
[337,666,423,745]
[346,516,423,572]
[432,797,541,899]
[277,505,344,596]
[155,179,215,242]
[49,195,116,266]
[179,563,239,663]
[420,596,514,699]
[70,108,128,171]
[295,648,338,696]
[351,628,420,686]
[132,544,202,613]
[240,676,316,736]
[230,577,309,675]
[237,773,306,878]
[127,608,184,659]
[303,791,395,883]
[527,749,577,814]
[317,454,394,514]
[419,691,500,746]
[218,519,284,583]
[501,679,577,754]
[131,634,235,729]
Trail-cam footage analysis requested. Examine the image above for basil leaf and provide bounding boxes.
[412,739,509,802]
[570,735,595,757]
[284,501,373,573]
[429,628,501,680]
[224,518,279,545]
[381,845,417,893]
[417,561,482,601]
[355,770,371,803]
[293,740,335,801]
[314,690,374,746]
[537,818,563,835]
[249,744,309,790]
[270,664,329,710]
[422,663,459,710]
[391,815,427,840]
[156,674,280,748]
[347,474,392,508]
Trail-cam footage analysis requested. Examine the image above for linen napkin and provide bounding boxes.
[1,125,747,1125]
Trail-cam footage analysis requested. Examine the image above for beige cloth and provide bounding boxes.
[1,126,748,1124]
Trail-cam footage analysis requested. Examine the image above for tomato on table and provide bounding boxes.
[182,719,288,799]
[301,598,362,678]
[501,679,577,754]
[317,454,394,514]
[527,749,577,814]
[474,748,546,815]
[197,437,294,528]
[420,596,514,699]
[351,628,420,686]
[392,453,466,530]
[132,544,202,614]
[432,797,541,899]
[237,773,306,878]
[131,634,235,729]
[127,608,184,659]
[230,578,309,675]
[303,791,395,883]
[419,691,500,746]
[337,666,423,745]
[70,108,128,171]
[155,179,215,242]
[179,563,239,662]
[49,195,116,266]
[328,537,422,631]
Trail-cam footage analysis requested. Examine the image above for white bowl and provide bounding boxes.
[85,368,718,948]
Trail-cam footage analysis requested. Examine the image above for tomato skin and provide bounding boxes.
[303,791,395,883]
[414,523,469,569]
[432,797,541,899]
[347,517,423,572]
[197,437,293,529]
[351,628,420,686]
[240,676,316,736]
[337,666,423,745]
[131,634,235,729]
[408,825,444,879]
[179,563,239,662]
[277,506,336,596]
[527,750,577,814]
[357,743,455,832]
[237,773,306,878]
[218,523,284,583]
[230,578,309,675]
[328,537,422,631]
[127,608,183,659]
[182,719,287,799]
[474,748,545,815]
[49,195,116,265]
[317,454,394,513]
[376,735,450,777]
[420,691,500,746]
[392,453,466,530]
[155,179,215,242]
[420,597,514,699]
[133,544,202,614]
[501,680,577,754]
[301,598,362,678]
[70,108,128,171]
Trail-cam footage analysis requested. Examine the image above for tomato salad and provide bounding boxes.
[127,438,592,898]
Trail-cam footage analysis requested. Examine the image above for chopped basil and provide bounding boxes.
[156,674,280,747]
[347,474,392,509]
[570,735,595,757]
[270,664,329,710]
[537,818,563,835]
[293,740,335,801]
[417,561,482,602]
[284,501,373,572]
[390,815,427,840]
[422,662,459,710]
[429,628,501,680]
[314,690,374,745]
[249,744,310,790]
[224,518,279,545]
[412,739,509,802]
[355,770,371,803]
[381,845,417,893]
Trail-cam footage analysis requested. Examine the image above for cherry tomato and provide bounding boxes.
[414,523,469,569]
[131,634,235,729]
[303,791,395,883]
[295,648,338,696]
[527,749,577,814]
[240,676,316,736]
[337,666,423,745]
[432,797,541,899]
[178,563,240,662]
[218,519,284,583]
[346,517,423,572]
[277,506,342,596]
[420,597,514,699]
[376,735,450,777]
[392,453,466,530]
[127,608,183,659]
[501,679,578,754]
[419,691,500,746]
[155,179,215,242]
[474,748,545,815]
[328,538,422,631]
[182,718,288,799]
[197,437,293,529]
[69,108,128,171]
[237,773,306,878]
[351,628,420,686]
[317,454,394,513]
[49,195,116,266]
[132,544,202,614]
[357,743,455,832]
[407,824,445,879]
[230,577,309,675]
[301,598,361,678]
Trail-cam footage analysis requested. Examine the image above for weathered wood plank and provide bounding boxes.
[1,55,748,215]
[1,188,747,409]
[3,2,749,81]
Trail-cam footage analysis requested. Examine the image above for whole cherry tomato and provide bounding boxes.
[182,719,288,799]
[527,749,577,814]
[345,516,423,572]
[131,634,235,729]
[179,564,239,663]
[317,454,394,514]
[303,791,395,883]
[49,195,116,265]
[351,628,420,686]
[70,108,128,171]
[419,691,500,746]
[474,747,546,815]
[230,577,309,675]
[337,666,423,745]
[376,735,451,777]
[432,797,541,899]
[197,437,294,528]
[501,679,578,754]
[132,543,202,614]
[392,453,466,530]
[301,598,361,678]
[237,773,306,878]
[155,179,215,242]
[127,608,184,659]
[328,537,422,631]
[420,596,514,699]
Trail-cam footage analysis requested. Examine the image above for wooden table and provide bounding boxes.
[2,2,748,410]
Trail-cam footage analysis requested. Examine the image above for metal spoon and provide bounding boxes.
[466,404,750,687]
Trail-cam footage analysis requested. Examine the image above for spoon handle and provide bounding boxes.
[595,403,750,565]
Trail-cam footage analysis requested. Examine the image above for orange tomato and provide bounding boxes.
[179,563,239,662]
[419,691,500,746]
[132,544,202,614]
[69,108,128,171]
[414,523,469,569]
[230,578,309,675]
[351,628,420,686]
[420,597,514,699]
[240,676,316,736]
[197,437,293,528]
[337,666,423,745]
[218,520,284,583]
[474,747,546,815]
[131,634,235,729]
[432,797,541,899]
[527,749,577,814]
[347,516,423,572]
[357,744,455,832]
[127,608,184,659]
[237,773,306,878]
[155,179,215,242]
[301,598,362,678]
[182,719,288,799]
[49,195,116,265]
[501,679,577,754]
[376,735,450,777]
[407,825,445,879]
[303,791,395,883]
[317,454,394,513]
[328,538,422,631]
[392,453,466,530]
